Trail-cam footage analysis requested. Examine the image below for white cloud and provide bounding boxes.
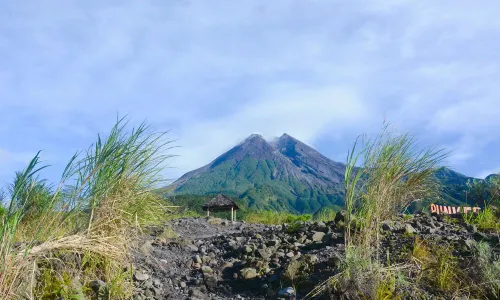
[1,0,500,184]
[170,85,369,176]
[476,168,500,179]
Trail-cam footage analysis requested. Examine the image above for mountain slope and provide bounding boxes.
[168,134,488,214]
[170,134,346,213]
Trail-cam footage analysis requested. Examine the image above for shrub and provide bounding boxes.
[244,210,311,225]
[472,242,500,298]
[411,237,464,295]
[0,117,174,299]
[312,207,336,222]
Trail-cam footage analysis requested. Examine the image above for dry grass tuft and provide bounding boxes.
[0,117,175,299]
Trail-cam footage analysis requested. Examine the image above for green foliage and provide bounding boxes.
[0,202,6,218]
[411,237,464,294]
[283,257,315,292]
[312,206,337,222]
[467,175,500,206]
[465,206,500,232]
[244,210,312,225]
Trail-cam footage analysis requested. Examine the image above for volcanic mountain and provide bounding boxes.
[168,133,485,214]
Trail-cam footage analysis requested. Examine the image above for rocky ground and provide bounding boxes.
[131,213,499,300]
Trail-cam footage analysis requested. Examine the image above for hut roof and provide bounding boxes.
[202,194,239,211]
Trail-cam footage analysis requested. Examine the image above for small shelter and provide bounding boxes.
[202,193,240,221]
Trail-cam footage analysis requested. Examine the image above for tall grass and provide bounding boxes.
[308,124,448,299]
[345,124,447,252]
[0,117,174,299]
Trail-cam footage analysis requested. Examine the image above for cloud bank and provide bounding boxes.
[1,0,500,186]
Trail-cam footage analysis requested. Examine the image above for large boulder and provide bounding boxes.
[311,231,326,242]
[334,210,346,223]
[240,268,258,279]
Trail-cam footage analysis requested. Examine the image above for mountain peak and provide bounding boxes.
[279,133,298,141]
[245,133,265,141]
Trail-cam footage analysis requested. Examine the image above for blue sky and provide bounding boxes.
[1,0,500,187]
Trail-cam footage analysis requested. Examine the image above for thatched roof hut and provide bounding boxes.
[202,194,239,220]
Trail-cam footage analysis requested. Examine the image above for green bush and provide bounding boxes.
[244,210,311,225]
[313,207,336,222]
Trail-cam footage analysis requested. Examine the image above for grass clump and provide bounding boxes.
[312,206,336,222]
[411,237,463,294]
[471,242,500,298]
[345,124,447,251]
[0,117,174,299]
[308,123,447,299]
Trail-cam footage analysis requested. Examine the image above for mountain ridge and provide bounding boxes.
[168,133,490,213]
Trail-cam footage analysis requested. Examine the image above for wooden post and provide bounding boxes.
[234,209,236,221]
[231,207,234,222]
[207,207,210,217]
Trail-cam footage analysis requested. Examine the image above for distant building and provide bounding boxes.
[202,193,240,221]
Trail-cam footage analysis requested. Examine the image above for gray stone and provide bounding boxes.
[334,210,346,223]
[139,240,153,256]
[134,272,149,282]
[144,278,153,289]
[187,244,199,252]
[244,245,253,253]
[201,266,213,274]
[464,239,476,249]
[153,288,161,296]
[180,281,187,288]
[194,255,202,264]
[312,231,326,242]
[279,287,295,296]
[189,288,209,300]
[405,224,417,234]
[286,252,295,258]
[153,278,161,288]
[192,262,201,269]
[240,268,258,279]
[229,241,239,251]
[221,262,233,271]
[257,249,272,260]
[204,274,218,289]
